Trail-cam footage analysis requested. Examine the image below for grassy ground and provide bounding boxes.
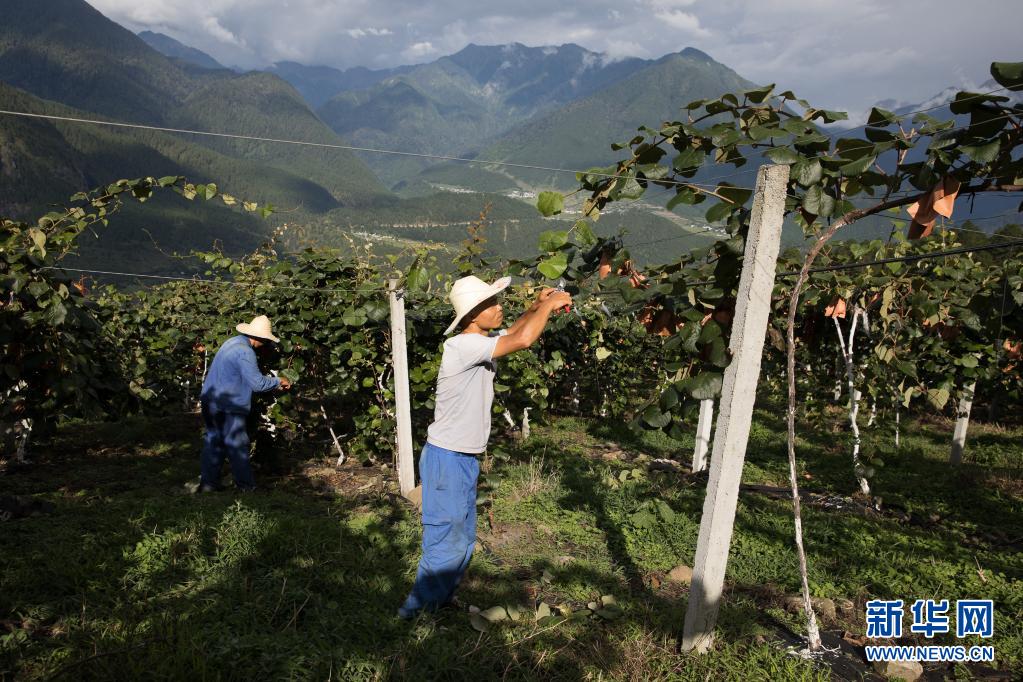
[1,402,1020,680]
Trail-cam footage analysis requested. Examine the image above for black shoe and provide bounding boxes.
[198,483,223,493]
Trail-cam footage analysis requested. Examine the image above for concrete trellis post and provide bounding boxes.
[388,279,416,496]
[681,164,789,653]
[950,381,977,465]
[691,399,714,473]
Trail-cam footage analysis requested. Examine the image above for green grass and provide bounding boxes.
[1,403,1020,680]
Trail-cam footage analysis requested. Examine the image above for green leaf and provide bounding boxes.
[342,307,368,327]
[763,147,800,165]
[573,220,597,246]
[43,301,67,327]
[967,107,1009,138]
[959,355,979,368]
[746,125,775,142]
[926,388,951,410]
[809,109,848,123]
[280,368,300,383]
[157,175,179,187]
[792,158,823,187]
[654,500,675,522]
[595,347,611,361]
[28,228,46,252]
[781,118,810,135]
[203,183,218,200]
[537,191,564,217]
[539,230,569,252]
[679,321,701,353]
[802,185,835,217]
[642,405,671,428]
[686,371,723,400]
[672,147,703,173]
[537,252,568,280]
[469,613,490,632]
[865,127,897,143]
[706,337,728,367]
[666,187,699,209]
[365,301,389,322]
[637,163,670,181]
[896,359,920,382]
[903,386,915,407]
[406,266,429,291]
[716,184,753,206]
[659,386,679,411]
[705,201,733,223]
[839,155,876,176]
[615,176,645,200]
[867,107,899,127]
[991,61,1023,91]
[950,91,1009,114]
[711,128,741,148]
[961,140,1000,164]
[744,84,775,103]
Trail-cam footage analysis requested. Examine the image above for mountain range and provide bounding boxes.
[1,0,755,270]
[138,31,227,72]
[4,0,1010,275]
[0,0,394,270]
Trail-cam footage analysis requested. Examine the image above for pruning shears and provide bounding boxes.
[555,279,584,321]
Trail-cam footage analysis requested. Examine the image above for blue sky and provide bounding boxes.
[88,0,1022,116]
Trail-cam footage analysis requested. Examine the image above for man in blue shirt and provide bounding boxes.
[199,315,291,492]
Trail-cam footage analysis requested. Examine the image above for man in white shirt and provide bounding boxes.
[398,275,571,619]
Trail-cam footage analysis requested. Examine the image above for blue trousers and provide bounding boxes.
[200,403,255,490]
[399,442,479,618]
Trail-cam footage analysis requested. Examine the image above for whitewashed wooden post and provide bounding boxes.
[682,164,789,653]
[691,399,714,473]
[950,381,976,465]
[388,279,415,496]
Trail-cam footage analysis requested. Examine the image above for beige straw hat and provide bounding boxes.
[236,315,280,343]
[444,275,512,335]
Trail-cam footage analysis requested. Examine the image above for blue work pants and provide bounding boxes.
[200,402,256,490]
[399,442,479,617]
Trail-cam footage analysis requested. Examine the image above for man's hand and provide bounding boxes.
[278,376,292,390]
[526,287,569,314]
[536,287,558,303]
[546,290,572,311]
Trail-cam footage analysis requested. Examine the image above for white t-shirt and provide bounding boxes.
[426,331,503,454]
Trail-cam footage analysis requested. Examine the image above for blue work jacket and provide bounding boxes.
[200,335,280,413]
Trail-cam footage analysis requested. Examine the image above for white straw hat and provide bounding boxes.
[444,275,512,335]
[236,315,280,343]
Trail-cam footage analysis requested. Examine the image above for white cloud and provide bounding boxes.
[401,41,438,61]
[200,15,243,47]
[603,40,648,60]
[652,9,710,37]
[347,27,394,39]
